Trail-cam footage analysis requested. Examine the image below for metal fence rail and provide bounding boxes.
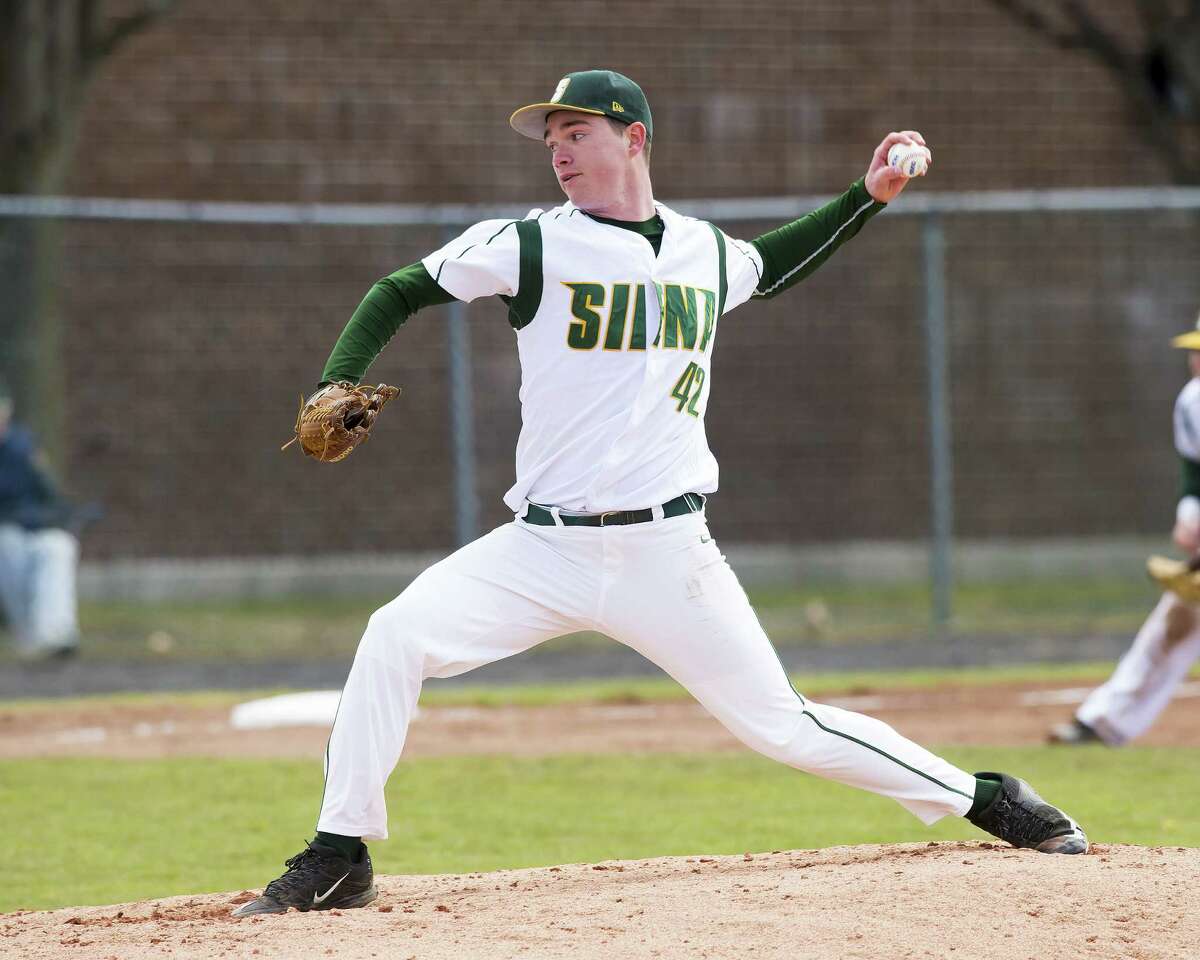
[5,186,1200,223]
[4,187,1200,634]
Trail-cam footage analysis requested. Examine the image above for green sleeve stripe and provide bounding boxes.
[760,628,971,803]
[1180,456,1200,500]
[755,194,878,297]
[433,220,518,283]
[707,222,728,317]
[433,257,453,283]
[747,179,883,301]
[801,710,975,802]
[507,219,543,331]
[729,237,762,285]
[487,221,518,243]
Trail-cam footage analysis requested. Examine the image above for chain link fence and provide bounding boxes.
[2,189,1199,654]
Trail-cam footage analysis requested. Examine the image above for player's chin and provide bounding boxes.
[559,175,585,201]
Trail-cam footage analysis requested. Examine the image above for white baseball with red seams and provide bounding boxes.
[888,142,929,178]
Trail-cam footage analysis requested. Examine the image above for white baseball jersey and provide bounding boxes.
[1173,377,1200,461]
[422,202,764,513]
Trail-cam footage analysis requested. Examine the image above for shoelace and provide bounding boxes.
[992,796,1062,845]
[263,844,328,901]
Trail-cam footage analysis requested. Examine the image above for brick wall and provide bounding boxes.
[42,0,1198,558]
[70,2,1157,203]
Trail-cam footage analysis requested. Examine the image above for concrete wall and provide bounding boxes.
[78,537,1167,601]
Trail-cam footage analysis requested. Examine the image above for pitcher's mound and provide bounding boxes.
[5,842,1197,959]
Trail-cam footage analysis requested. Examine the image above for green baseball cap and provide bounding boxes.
[509,70,653,141]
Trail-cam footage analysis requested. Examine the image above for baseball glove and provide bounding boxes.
[281,381,400,463]
[1146,554,1200,602]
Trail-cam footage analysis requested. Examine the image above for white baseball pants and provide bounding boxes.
[318,511,977,840]
[0,524,80,655]
[1076,592,1200,744]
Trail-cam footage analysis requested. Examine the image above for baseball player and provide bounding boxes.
[1049,314,1200,746]
[234,70,1087,917]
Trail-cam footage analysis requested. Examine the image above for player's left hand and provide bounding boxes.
[281,381,401,463]
[1148,554,1200,601]
[865,131,931,204]
[1173,519,1200,553]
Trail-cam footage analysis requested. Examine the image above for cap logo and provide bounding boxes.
[611,101,624,112]
[550,77,570,103]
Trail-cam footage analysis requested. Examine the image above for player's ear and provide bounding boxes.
[626,122,649,161]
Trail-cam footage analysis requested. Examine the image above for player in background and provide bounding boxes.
[234,70,1087,918]
[0,379,86,660]
[1049,314,1200,746]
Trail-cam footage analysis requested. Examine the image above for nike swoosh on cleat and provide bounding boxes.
[313,872,351,905]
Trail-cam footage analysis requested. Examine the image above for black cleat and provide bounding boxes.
[968,772,1088,854]
[232,840,377,917]
[1046,718,1104,746]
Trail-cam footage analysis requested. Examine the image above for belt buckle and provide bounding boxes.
[599,510,621,527]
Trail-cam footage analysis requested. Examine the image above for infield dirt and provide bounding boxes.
[4,843,1197,959]
[2,678,1197,759]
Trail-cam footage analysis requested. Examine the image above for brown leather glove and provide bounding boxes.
[282,381,400,463]
[1146,554,1200,602]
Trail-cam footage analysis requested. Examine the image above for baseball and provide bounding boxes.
[888,141,929,178]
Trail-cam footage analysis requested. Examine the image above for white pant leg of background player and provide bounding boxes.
[0,525,31,645]
[1076,592,1200,744]
[318,522,595,840]
[0,524,79,653]
[599,513,976,824]
[25,529,79,650]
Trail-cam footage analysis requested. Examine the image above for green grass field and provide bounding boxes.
[0,660,1158,714]
[4,744,1196,913]
[0,574,1161,664]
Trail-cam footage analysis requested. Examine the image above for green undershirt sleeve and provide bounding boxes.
[320,262,455,385]
[750,178,885,300]
[1180,456,1200,501]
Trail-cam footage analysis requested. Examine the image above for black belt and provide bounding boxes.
[523,492,705,527]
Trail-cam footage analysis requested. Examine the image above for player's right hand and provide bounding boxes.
[865,130,930,204]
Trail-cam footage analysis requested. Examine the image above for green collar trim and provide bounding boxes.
[584,211,664,236]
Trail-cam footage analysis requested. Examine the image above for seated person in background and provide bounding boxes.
[0,380,83,659]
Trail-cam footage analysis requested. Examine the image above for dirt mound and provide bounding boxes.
[4,843,1197,959]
